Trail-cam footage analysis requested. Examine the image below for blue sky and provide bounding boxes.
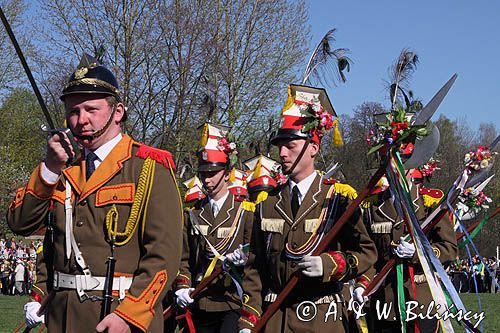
[305,0,499,129]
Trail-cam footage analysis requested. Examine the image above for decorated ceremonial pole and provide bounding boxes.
[251,155,388,332]
[456,208,499,241]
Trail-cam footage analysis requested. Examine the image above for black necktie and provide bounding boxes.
[291,185,300,219]
[86,151,99,180]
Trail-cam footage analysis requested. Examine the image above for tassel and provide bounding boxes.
[241,201,256,212]
[332,119,344,146]
[334,182,357,200]
[255,191,268,205]
[281,85,295,113]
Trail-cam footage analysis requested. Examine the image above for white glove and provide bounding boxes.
[393,237,415,259]
[239,329,251,333]
[226,244,249,266]
[353,286,368,304]
[24,301,44,328]
[175,288,194,308]
[297,255,323,277]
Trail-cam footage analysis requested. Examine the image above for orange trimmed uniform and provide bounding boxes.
[238,173,377,332]
[7,134,183,332]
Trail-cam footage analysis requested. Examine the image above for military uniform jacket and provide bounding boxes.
[239,172,377,332]
[364,182,457,321]
[7,134,183,332]
[174,192,253,312]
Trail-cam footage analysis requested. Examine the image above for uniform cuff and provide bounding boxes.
[114,270,167,332]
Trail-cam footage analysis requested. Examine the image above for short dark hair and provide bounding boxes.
[105,95,127,122]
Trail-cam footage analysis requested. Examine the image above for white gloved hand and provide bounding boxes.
[393,237,415,259]
[297,255,323,277]
[353,287,368,304]
[175,288,194,308]
[24,301,44,328]
[239,329,251,333]
[226,244,249,266]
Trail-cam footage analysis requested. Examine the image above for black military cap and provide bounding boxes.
[60,53,120,101]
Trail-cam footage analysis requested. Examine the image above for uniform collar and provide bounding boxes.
[288,170,317,201]
[85,133,123,163]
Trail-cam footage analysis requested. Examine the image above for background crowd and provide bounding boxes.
[447,255,499,294]
[0,237,41,296]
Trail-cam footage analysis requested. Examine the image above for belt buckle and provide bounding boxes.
[53,271,60,290]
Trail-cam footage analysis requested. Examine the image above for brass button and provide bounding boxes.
[113,195,118,200]
[292,226,297,231]
[291,242,298,249]
[291,262,297,268]
[76,221,84,227]
[80,200,87,206]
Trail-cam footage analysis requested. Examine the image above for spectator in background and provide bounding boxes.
[14,259,25,295]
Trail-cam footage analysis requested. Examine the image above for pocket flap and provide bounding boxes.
[216,227,232,239]
[96,183,135,207]
[261,218,284,234]
[304,218,320,233]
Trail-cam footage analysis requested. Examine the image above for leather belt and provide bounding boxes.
[53,271,132,300]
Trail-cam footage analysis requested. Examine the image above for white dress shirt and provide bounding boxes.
[41,133,123,184]
[288,171,317,205]
[208,190,229,218]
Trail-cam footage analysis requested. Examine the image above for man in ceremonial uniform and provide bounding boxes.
[364,114,457,333]
[173,123,254,332]
[238,85,377,332]
[8,53,183,332]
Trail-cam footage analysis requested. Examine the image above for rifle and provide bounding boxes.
[251,153,388,332]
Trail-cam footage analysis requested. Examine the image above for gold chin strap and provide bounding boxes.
[105,157,156,245]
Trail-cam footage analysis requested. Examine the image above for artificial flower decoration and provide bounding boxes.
[418,158,440,178]
[298,95,336,138]
[217,134,239,167]
[367,107,428,155]
[457,188,492,217]
[464,146,497,171]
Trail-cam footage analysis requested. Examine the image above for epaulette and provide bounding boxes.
[322,177,336,185]
[36,245,43,255]
[135,144,176,170]
[234,196,246,202]
[419,187,444,208]
[241,200,256,212]
[333,182,358,201]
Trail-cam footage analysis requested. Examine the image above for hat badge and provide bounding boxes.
[74,67,88,79]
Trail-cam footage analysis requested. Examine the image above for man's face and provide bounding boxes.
[276,138,318,176]
[65,94,124,150]
[199,169,228,195]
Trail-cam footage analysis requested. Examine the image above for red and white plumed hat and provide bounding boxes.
[244,155,283,193]
[270,84,342,146]
[197,123,238,172]
[183,176,206,203]
[227,168,248,199]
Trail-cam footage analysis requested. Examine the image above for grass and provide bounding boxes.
[0,293,498,332]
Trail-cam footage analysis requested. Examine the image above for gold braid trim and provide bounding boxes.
[64,78,120,95]
[105,157,156,246]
